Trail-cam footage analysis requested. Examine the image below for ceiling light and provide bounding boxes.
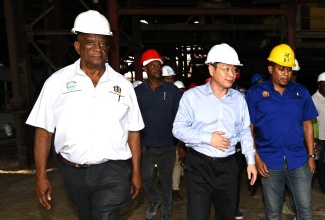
[140,20,148,24]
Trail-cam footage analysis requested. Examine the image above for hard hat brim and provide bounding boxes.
[205,61,243,66]
[143,58,164,66]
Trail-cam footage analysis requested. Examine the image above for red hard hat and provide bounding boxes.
[141,49,164,66]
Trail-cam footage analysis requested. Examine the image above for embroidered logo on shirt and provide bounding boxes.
[113,85,121,94]
[109,85,124,102]
[66,81,77,91]
[262,91,269,97]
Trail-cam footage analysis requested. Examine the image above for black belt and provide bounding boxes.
[189,148,234,162]
[57,154,91,168]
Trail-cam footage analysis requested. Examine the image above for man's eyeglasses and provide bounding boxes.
[215,66,240,75]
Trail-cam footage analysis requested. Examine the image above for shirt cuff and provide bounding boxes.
[245,154,255,165]
[200,132,212,145]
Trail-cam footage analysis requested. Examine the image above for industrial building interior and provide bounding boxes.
[0,0,325,168]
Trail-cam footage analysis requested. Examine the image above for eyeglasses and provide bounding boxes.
[215,66,240,75]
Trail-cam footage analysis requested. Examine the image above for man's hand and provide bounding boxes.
[130,173,142,199]
[210,131,231,152]
[247,164,257,186]
[34,128,53,209]
[35,176,52,209]
[255,153,269,177]
[308,158,316,174]
[128,131,142,199]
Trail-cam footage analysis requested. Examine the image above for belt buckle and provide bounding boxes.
[75,163,90,168]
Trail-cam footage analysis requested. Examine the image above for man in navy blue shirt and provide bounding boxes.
[135,49,182,220]
[246,44,318,220]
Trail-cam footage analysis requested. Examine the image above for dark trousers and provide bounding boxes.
[234,144,245,210]
[186,149,238,220]
[141,145,176,217]
[58,159,131,220]
[316,140,325,189]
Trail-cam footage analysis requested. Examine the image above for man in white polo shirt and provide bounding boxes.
[26,10,144,220]
[312,72,325,193]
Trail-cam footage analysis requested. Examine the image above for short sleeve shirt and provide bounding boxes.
[246,79,318,170]
[312,90,325,140]
[26,59,144,164]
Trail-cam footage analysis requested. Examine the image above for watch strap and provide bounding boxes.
[308,154,316,159]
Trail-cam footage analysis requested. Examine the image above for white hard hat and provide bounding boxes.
[71,10,113,36]
[162,65,176,76]
[292,59,300,71]
[317,72,325,82]
[205,43,243,66]
[174,80,185,89]
[132,80,143,88]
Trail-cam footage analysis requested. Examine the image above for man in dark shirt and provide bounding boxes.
[135,49,182,220]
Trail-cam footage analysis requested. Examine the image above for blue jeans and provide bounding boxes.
[141,145,176,217]
[261,162,313,220]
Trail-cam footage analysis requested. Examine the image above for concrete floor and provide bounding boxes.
[0,140,325,219]
[1,166,325,219]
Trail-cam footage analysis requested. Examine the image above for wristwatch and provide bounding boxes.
[308,154,316,159]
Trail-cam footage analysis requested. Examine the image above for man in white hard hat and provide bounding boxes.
[162,66,186,202]
[291,58,300,82]
[162,65,176,83]
[312,72,325,193]
[174,80,185,92]
[26,10,144,220]
[135,49,182,220]
[173,43,257,220]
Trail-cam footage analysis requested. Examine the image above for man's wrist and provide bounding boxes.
[308,154,316,159]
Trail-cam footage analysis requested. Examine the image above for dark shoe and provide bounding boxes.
[146,200,162,220]
[172,190,183,202]
[235,209,243,220]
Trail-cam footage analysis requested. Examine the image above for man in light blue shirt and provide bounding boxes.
[173,43,257,220]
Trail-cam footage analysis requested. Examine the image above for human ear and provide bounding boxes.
[267,65,273,75]
[74,41,80,55]
[208,65,214,77]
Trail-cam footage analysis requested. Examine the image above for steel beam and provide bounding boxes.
[140,24,281,31]
[118,7,288,16]
[107,0,120,72]
[3,0,29,169]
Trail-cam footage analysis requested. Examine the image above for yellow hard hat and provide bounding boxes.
[267,44,296,67]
